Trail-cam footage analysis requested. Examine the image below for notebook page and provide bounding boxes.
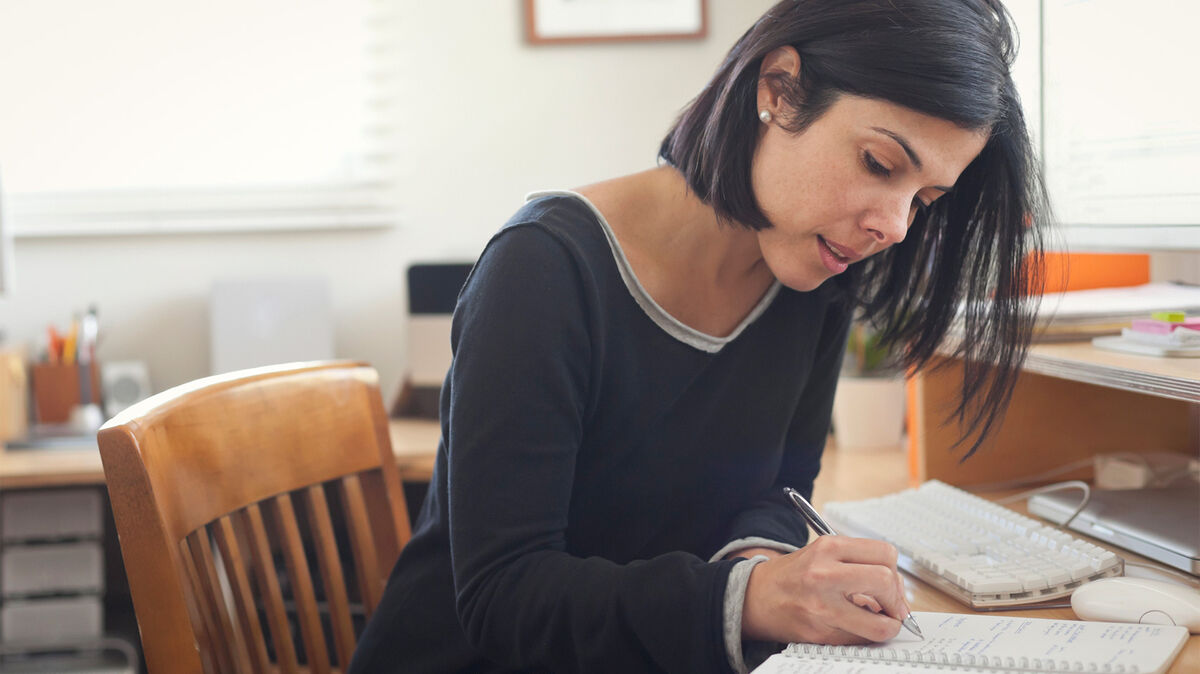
[773,612,1188,673]
[753,654,973,673]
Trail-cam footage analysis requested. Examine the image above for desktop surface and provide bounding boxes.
[812,446,1198,673]
[0,426,1194,671]
[0,418,441,489]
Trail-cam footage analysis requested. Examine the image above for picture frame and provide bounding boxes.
[525,0,708,45]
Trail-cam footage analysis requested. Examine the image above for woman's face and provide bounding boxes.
[751,92,989,292]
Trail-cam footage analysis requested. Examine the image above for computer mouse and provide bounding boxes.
[1071,576,1200,634]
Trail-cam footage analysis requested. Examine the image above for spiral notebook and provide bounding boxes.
[753,612,1188,674]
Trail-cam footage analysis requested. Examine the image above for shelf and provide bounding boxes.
[1024,341,1200,403]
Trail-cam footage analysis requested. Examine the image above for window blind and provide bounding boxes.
[0,0,397,236]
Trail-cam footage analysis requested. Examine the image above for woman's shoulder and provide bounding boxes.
[514,190,605,234]
[481,190,617,268]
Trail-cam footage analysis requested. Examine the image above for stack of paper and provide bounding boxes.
[1032,283,1200,342]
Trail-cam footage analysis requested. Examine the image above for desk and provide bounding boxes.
[812,446,1198,674]
[911,340,1198,487]
[0,418,442,489]
[2,421,1194,671]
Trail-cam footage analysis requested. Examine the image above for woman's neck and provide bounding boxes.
[576,166,776,337]
[577,165,768,289]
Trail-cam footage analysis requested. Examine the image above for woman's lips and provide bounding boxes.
[818,236,850,274]
[821,236,861,263]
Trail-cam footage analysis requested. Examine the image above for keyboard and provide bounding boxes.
[822,480,1124,608]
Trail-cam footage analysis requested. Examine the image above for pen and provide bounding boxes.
[783,487,923,640]
[63,318,79,366]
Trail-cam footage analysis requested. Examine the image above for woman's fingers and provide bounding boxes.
[741,536,912,645]
[836,562,907,639]
[811,537,911,640]
[833,596,905,643]
[849,592,883,614]
[821,535,900,571]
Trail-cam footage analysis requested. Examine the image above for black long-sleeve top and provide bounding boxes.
[350,192,852,673]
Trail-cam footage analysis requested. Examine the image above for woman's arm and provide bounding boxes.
[720,299,908,646]
[718,297,853,553]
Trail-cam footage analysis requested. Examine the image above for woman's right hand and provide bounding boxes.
[740,535,910,645]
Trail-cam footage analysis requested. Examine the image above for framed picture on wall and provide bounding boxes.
[525,0,708,45]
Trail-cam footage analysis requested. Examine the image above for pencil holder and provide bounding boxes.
[31,362,101,425]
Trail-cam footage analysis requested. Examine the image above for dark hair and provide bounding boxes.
[660,0,1048,457]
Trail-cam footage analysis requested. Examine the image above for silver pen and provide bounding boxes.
[783,487,924,640]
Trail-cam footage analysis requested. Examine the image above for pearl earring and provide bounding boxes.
[759,109,772,123]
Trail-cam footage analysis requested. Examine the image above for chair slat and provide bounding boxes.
[239,503,301,674]
[304,485,357,669]
[180,535,227,674]
[360,469,410,571]
[213,516,273,674]
[338,474,384,616]
[271,493,331,674]
[186,528,251,674]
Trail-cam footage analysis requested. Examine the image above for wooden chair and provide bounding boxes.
[98,361,411,674]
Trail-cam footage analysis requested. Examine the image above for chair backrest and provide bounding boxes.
[98,361,411,674]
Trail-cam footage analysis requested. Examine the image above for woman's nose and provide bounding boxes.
[862,197,911,246]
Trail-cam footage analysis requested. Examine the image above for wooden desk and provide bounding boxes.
[911,340,1198,487]
[2,420,1193,670]
[388,417,441,481]
[0,418,441,489]
[812,445,1198,674]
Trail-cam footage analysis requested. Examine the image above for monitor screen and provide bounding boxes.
[1041,0,1200,251]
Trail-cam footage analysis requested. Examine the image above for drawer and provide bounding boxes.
[1,542,104,597]
[1,489,103,542]
[0,595,103,644]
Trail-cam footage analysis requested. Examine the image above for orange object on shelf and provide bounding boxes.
[1039,252,1150,293]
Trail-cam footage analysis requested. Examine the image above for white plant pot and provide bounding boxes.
[831,375,907,451]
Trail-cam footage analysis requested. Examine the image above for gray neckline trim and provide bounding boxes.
[526,189,781,354]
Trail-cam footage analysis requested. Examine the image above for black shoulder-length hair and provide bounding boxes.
[660,0,1049,457]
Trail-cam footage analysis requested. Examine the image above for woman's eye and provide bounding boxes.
[862,151,891,177]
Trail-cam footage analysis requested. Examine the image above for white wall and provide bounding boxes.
[3,0,1196,406]
[0,1,777,401]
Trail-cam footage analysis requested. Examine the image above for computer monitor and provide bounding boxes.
[1041,0,1200,251]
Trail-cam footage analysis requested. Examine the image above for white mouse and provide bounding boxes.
[1071,576,1200,634]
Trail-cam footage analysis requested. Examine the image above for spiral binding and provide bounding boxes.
[780,642,1138,673]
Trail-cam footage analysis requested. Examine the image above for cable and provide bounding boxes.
[964,450,1197,494]
[1123,560,1200,589]
[1152,467,1200,487]
[995,480,1092,530]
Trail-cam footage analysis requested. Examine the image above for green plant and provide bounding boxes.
[842,320,902,378]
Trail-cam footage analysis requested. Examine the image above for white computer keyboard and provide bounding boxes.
[823,480,1124,608]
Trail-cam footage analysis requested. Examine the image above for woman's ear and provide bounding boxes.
[756,46,802,121]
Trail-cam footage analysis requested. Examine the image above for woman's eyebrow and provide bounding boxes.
[870,126,922,169]
[870,126,955,192]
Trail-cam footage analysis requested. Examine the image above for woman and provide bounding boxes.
[351,0,1046,672]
